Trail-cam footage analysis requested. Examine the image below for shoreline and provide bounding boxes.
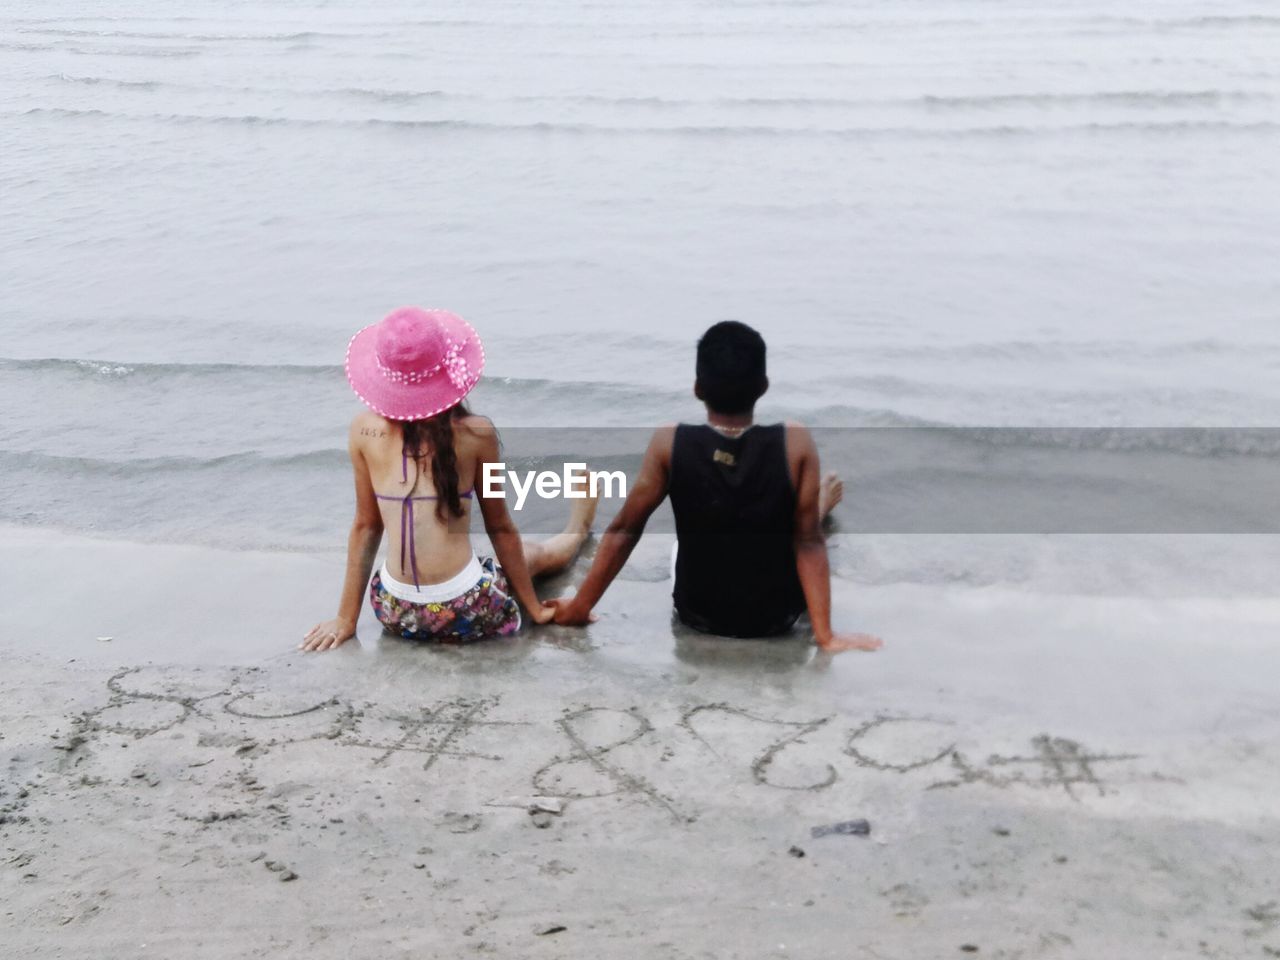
[2,527,1279,956]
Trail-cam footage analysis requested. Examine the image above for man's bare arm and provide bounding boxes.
[553,427,674,625]
[790,424,882,653]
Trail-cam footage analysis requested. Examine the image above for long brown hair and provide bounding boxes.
[401,402,471,523]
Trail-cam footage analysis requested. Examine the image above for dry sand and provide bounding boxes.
[2,526,1279,959]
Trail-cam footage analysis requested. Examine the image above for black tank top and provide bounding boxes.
[669,423,805,637]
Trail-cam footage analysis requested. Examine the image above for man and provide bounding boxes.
[552,321,882,653]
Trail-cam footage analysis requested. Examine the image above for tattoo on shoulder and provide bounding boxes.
[359,427,389,438]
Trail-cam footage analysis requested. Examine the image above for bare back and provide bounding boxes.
[351,409,493,585]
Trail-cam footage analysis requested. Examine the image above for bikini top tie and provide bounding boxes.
[375,449,473,589]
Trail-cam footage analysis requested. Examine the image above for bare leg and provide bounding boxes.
[818,471,843,523]
[523,480,599,578]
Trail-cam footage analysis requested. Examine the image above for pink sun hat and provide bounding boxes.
[345,306,485,421]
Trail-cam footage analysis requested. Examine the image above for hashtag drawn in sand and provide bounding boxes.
[344,697,512,772]
[990,734,1142,800]
[930,734,1141,800]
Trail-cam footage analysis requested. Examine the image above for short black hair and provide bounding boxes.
[695,321,767,415]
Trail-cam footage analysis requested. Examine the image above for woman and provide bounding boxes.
[303,306,596,651]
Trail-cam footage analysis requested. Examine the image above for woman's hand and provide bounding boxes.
[301,617,356,652]
[526,600,558,626]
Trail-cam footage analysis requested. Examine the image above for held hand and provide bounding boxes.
[527,600,557,626]
[548,596,597,627]
[301,618,356,652]
[816,632,883,654]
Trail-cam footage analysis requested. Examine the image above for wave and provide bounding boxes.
[826,425,1280,459]
[0,355,650,396]
[0,447,646,482]
[287,87,1280,111]
[0,41,59,52]
[7,334,1279,381]
[8,15,247,24]
[0,39,201,57]
[1151,14,1280,29]
[747,329,1280,366]
[37,74,1276,111]
[13,10,1280,29]
[0,356,341,380]
[919,90,1270,109]
[287,78,1278,108]
[0,354,634,384]
[0,448,348,475]
[44,75,456,101]
[5,426,1279,476]
[861,338,1280,362]
[0,356,688,406]
[803,404,937,428]
[319,85,450,104]
[9,10,1280,44]
[65,45,203,58]
[953,427,1280,459]
[49,74,164,90]
[15,107,1280,139]
[17,27,349,41]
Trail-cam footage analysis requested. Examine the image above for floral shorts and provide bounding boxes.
[369,557,522,643]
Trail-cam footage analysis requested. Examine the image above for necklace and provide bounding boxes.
[709,422,753,438]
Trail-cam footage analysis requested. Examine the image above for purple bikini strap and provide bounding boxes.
[400,449,415,586]
[404,497,419,589]
[376,439,475,590]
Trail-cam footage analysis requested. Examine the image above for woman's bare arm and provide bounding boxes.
[302,417,385,651]
[471,420,553,624]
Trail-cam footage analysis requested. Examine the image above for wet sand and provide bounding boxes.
[2,526,1279,958]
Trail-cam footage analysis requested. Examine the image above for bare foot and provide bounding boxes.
[818,471,843,522]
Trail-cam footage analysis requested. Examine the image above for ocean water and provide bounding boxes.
[3,0,1280,594]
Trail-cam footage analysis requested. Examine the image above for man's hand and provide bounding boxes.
[816,632,883,654]
[548,596,597,626]
[301,617,356,652]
